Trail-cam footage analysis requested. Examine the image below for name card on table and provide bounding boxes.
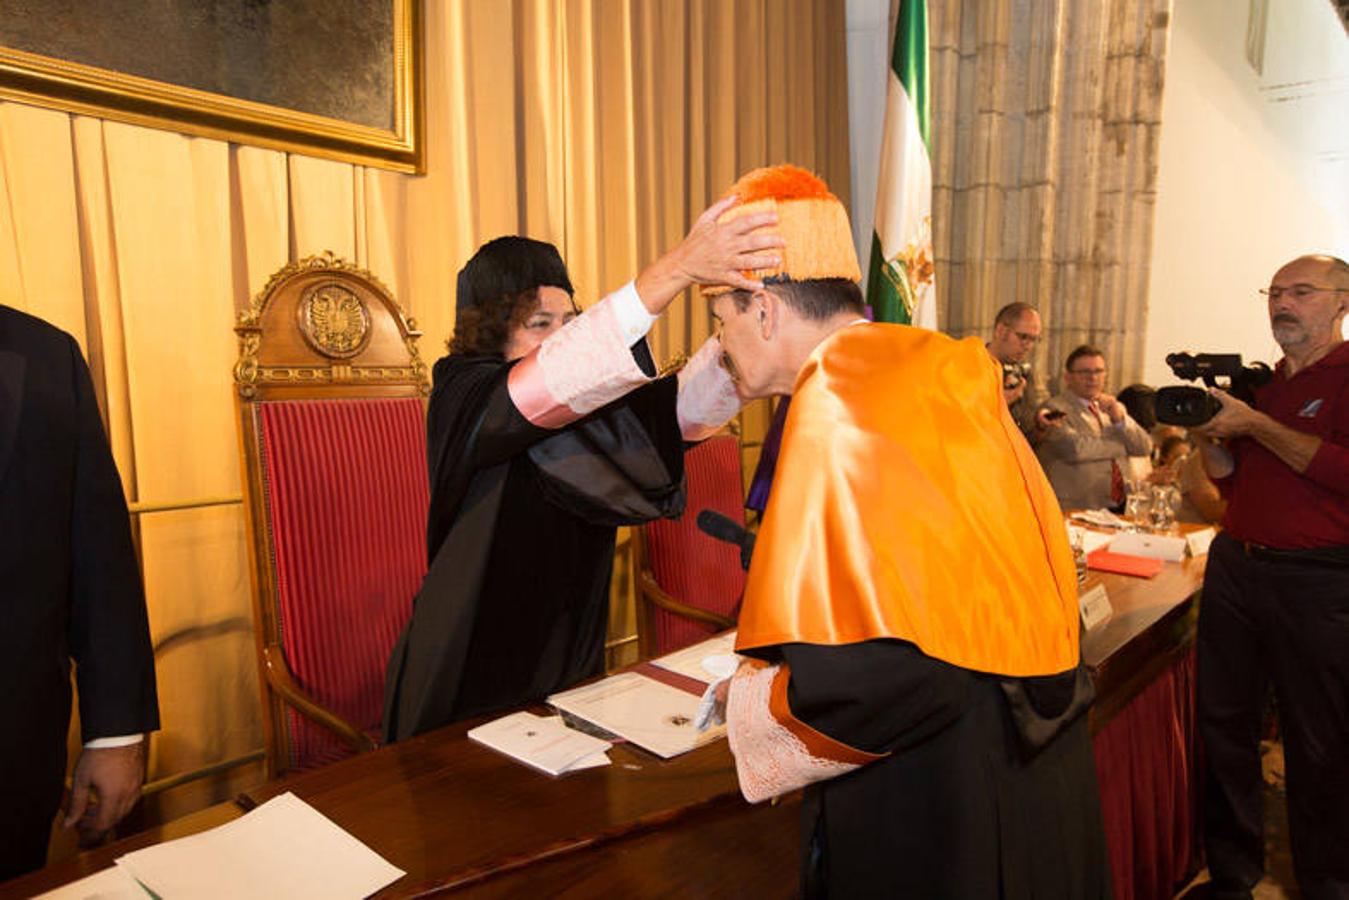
[1078,583,1114,631]
[1109,531,1188,562]
[1185,527,1217,558]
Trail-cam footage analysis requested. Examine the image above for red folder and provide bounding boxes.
[1087,548,1164,578]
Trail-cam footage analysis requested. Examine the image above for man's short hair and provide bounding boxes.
[994,302,1037,328]
[1064,344,1105,372]
[725,276,865,322]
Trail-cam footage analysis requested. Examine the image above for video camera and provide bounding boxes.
[1155,352,1272,426]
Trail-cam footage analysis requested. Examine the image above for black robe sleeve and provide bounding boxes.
[63,334,159,741]
[778,640,976,755]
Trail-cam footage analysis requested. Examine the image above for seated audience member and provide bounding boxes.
[985,301,1053,440]
[706,164,1110,898]
[1,306,160,880]
[1036,345,1152,510]
[1117,383,1158,431]
[1154,433,1193,480]
[383,199,778,740]
[1174,446,1225,523]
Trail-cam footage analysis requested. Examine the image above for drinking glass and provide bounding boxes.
[1124,480,1149,530]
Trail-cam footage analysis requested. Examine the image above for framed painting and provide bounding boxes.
[0,0,423,173]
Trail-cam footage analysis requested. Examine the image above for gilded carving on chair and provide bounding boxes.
[297,282,372,359]
[234,251,429,400]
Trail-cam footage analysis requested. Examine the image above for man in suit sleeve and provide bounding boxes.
[0,305,159,880]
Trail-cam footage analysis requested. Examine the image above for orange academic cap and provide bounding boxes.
[702,164,862,296]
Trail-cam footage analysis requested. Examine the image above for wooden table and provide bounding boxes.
[1082,544,1206,731]
[4,549,1205,899]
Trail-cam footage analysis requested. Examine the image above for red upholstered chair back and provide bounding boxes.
[637,434,746,657]
[235,253,431,777]
[256,399,427,771]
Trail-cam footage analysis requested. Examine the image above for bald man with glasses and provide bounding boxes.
[986,302,1055,440]
[1034,344,1151,511]
[1189,254,1349,899]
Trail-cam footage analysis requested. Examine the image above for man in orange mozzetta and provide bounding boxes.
[705,165,1111,898]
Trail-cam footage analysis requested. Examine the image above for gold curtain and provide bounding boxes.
[927,0,1172,392]
[0,0,850,842]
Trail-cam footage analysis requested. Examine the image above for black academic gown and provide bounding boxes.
[383,344,685,740]
[761,640,1112,900]
[0,306,159,880]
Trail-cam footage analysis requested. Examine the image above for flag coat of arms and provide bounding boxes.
[866,0,937,329]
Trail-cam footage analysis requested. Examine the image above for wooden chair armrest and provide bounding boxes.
[261,645,377,754]
[638,571,736,631]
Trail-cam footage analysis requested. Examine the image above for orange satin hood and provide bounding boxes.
[735,324,1080,677]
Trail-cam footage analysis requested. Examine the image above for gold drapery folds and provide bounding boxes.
[927,0,1172,390]
[0,0,849,835]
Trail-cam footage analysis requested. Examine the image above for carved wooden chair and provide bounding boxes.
[234,252,430,777]
[634,433,746,658]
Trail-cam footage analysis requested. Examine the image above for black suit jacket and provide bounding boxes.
[0,305,158,807]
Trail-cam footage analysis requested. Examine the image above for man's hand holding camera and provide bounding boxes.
[1192,388,1322,476]
[1189,389,1258,440]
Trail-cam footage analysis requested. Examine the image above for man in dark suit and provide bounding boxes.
[0,305,159,880]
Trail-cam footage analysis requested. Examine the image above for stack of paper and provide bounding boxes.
[468,711,611,776]
[548,672,724,759]
[1070,509,1131,530]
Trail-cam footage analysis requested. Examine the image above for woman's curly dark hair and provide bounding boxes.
[448,236,574,357]
[448,289,540,357]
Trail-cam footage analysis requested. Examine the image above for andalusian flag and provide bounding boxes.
[866,0,937,329]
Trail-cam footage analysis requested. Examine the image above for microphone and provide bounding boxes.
[695,510,756,571]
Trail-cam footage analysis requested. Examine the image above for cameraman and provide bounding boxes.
[1191,254,1349,898]
[985,302,1053,440]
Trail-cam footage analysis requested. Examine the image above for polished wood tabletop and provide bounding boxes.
[4,538,1207,899]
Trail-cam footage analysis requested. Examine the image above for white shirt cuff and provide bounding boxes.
[611,281,658,345]
[85,734,144,749]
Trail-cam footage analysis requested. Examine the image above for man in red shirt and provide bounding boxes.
[1192,253,1349,899]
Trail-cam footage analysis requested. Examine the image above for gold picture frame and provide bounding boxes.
[0,0,424,173]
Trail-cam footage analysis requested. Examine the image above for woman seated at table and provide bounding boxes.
[383,198,780,740]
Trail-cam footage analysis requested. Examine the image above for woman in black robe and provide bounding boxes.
[384,199,781,739]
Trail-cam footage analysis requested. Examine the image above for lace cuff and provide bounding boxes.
[726,662,883,803]
[677,336,743,441]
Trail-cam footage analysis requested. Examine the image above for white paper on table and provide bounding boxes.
[650,630,739,684]
[468,711,612,776]
[35,864,149,899]
[113,792,404,900]
[548,672,724,759]
[1185,527,1217,558]
[1109,531,1188,562]
[1066,524,1114,555]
